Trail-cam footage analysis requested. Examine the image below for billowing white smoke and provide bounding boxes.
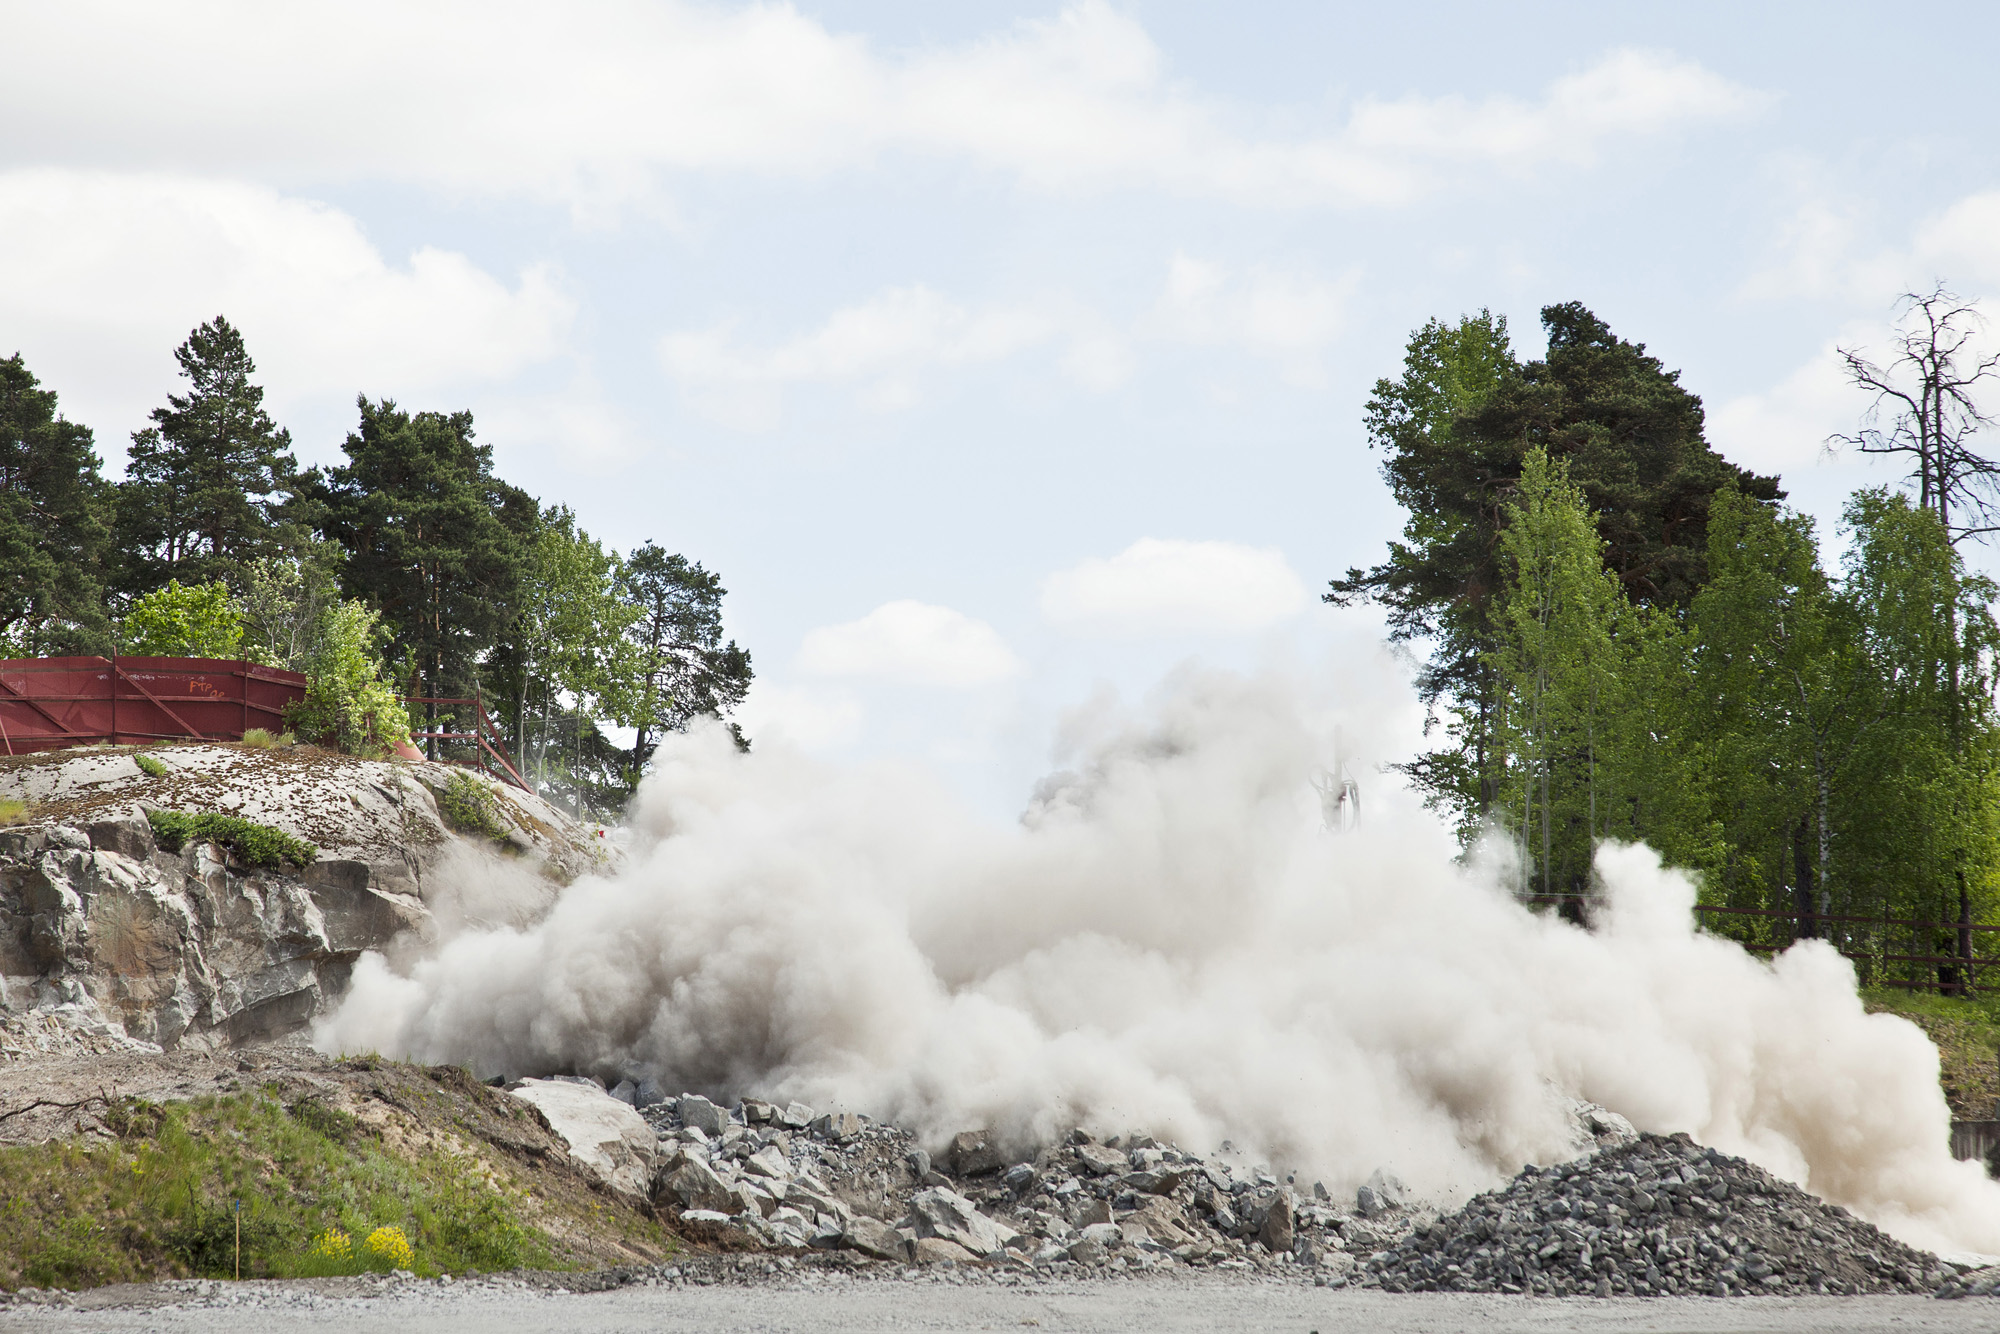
[316,664,2000,1254]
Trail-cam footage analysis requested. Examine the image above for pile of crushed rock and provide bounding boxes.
[530,1080,1990,1297]
[1367,1132,1954,1297]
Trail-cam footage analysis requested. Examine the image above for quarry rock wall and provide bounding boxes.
[0,742,609,1054]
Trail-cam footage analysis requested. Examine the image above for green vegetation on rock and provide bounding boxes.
[434,770,509,842]
[145,810,317,869]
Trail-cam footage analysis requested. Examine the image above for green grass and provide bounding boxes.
[1862,987,2000,1121]
[0,798,28,826]
[133,753,170,779]
[434,770,510,842]
[0,1092,554,1291]
[238,729,296,749]
[146,810,317,869]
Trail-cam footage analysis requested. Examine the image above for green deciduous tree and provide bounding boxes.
[1833,490,2000,987]
[284,599,412,757]
[236,544,344,673]
[504,505,641,810]
[116,317,298,593]
[0,353,112,656]
[1685,489,1865,938]
[1488,449,1632,902]
[122,578,243,657]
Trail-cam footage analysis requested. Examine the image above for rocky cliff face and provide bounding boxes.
[0,742,609,1055]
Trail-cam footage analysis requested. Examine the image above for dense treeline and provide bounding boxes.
[0,317,750,815]
[1336,296,2000,994]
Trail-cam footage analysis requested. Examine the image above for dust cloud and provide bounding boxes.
[315,663,2000,1254]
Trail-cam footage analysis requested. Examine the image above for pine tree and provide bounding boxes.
[116,317,297,593]
[307,398,533,748]
[613,542,753,775]
[1333,303,1781,840]
[0,353,113,655]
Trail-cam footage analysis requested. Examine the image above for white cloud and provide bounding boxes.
[4,5,1760,211]
[1910,192,2000,289]
[1747,189,2000,306]
[1708,342,1866,472]
[1344,48,1762,170]
[733,682,864,750]
[0,169,572,437]
[659,285,1127,428]
[1149,253,1354,384]
[1041,539,1308,636]
[662,251,1360,427]
[798,601,1022,687]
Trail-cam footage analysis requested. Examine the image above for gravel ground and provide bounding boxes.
[3,1272,2000,1334]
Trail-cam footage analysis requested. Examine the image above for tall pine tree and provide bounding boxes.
[614,543,753,773]
[0,354,112,655]
[307,398,532,748]
[116,317,298,593]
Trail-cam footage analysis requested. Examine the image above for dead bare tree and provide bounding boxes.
[1832,285,2000,995]
[1830,284,2000,544]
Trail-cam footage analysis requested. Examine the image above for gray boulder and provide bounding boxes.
[655,1150,738,1214]
[677,1094,729,1136]
[843,1216,909,1261]
[945,1128,1004,1176]
[904,1186,1018,1256]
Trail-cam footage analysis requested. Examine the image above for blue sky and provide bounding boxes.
[9,1,2000,811]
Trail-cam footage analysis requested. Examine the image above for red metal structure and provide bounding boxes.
[403,694,530,790]
[0,656,308,755]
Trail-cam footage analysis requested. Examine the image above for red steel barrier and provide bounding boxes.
[0,656,308,755]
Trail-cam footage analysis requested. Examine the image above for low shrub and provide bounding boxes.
[435,770,509,841]
[133,753,170,779]
[364,1225,414,1270]
[146,810,317,869]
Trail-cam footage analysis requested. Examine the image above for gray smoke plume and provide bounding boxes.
[316,663,2000,1254]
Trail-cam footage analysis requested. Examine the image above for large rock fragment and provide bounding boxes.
[655,1151,738,1215]
[507,1077,659,1200]
[1257,1188,1295,1254]
[677,1094,729,1136]
[1073,1142,1126,1176]
[904,1186,1017,1257]
[843,1216,909,1261]
[945,1128,1004,1176]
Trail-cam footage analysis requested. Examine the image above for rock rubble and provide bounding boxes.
[1365,1132,1948,1297]
[626,1088,1987,1299]
[640,1089,1394,1279]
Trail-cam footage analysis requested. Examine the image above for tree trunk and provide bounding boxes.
[1958,869,1975,998]
[1792,818,1817,941]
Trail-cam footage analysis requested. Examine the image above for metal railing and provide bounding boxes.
[401,694,529,791]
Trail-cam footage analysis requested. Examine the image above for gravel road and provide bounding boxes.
[5,1273,2000,1333]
